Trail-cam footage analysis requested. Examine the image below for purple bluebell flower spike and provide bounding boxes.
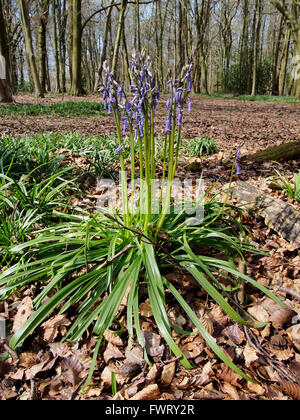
[164,61,193,130]
[165,116,172,133]
[235,149,241,175]
[116,144,124,154]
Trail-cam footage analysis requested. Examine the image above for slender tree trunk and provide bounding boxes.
[251,0,262,96]
[177,1,185,73]
[272,15,284,95]
[18,0,44,97]
[0,0,12,102]
[38,0,49,94]
[271,0,300,98]
[45,53,51,91]
[67,0,73,83]
[52,0,61,92]
[94,2,113,91]
[239,0,249,93]
[121,23,131,87]
[278,28,290,96]
[70,0,83,95]
[112,0,127,76]
[57,0,67,93]
[134,0,141,52]
[292,29,300,98]
[58,0,67,92]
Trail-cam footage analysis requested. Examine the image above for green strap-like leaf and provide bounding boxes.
[163,277,256,383]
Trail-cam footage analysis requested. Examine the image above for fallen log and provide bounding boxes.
[230,181,300,245]
[244,140,300,162]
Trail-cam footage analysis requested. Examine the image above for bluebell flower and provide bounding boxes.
[123,118,129,135]
[235,149,241,175]
[116,144,124,154]
[166,98,172,111]
[165,116,172,133]
[177,112,182,126]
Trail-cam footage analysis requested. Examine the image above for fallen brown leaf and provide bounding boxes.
[61,355,83,387]
[142,331,164,358]
[222,324,246,345]
[278,381,300,400]
[161,362,176,387]
[130,384,160,400]
[103,342,125,364]
[248,305,269,323]
[243,343,259,367]
[103,330,123,346]
[41,315,71,342]
[12,297,33,333]
[270,308,297,329]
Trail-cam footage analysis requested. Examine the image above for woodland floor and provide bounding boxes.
[0,94,300,400]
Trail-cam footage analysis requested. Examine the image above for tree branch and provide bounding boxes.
[82,0,158,31]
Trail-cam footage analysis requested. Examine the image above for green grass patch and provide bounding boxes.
[192,93,300,105]
[225,95,300,104]
[0,132,121,182]
[0,101,106,117]
[190,137,219,157]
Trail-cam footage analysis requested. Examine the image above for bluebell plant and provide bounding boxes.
[101,51,193,234]
[0,51,285,389]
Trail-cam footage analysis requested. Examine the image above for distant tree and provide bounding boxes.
[251,0,263,96]
[0,0,13,102]
[70,0,83,95]
[38,0,50,94]
[270,0,300,97]
[18,0,44,97]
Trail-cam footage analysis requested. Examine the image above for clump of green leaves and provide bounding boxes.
[0,54,284,388]
[0,132,121,181]
[0,101,106,117]
[0,167,78,266]
[190,137,219,157]
[268,168,300,202]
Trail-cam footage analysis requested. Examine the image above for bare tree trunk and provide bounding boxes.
[67,0,73,83]
[52,0,61,92]
[58,0,67,92]
[177,1,185,73]
[193,0,211,94]
[271,0,300,98]
[272,15,284,95]
[239,0,249,93]
[38,0,49,94]
[112,0,127,76]
[134,0,141,52]
[293,29,300,98]
[0,0,12,102]
[45,53,51,91]
[278,28,291,96]
[18,0,44,97]
[70,0,83,95]
[121,23,131,87]
[251,0,262,96]
[94,1,113,91]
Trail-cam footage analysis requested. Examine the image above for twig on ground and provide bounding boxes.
[273,285,300,303]
[2,342,18,362]
[243,326,300,384]
[160,355,183,366]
